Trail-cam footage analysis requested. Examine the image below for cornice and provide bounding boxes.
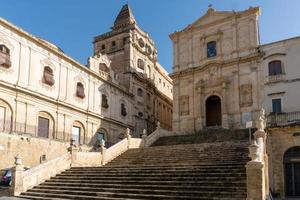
[170,53,262,79]
[170,7,260,39]
[0,18,132,97]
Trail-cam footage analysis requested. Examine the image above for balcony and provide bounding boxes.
[267,111,300,127]
[0,53,11,68]
[265,74,285,84]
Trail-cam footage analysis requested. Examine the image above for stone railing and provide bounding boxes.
[265,74,285,84]
[11,153,71,196]
[246,109,269,200]
[143,122,173,147]
[11,124,170,196]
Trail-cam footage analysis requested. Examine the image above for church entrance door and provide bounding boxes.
[206,95,222,127]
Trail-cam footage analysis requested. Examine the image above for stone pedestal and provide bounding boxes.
[246,161,265,200]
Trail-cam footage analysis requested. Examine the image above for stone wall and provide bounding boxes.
[267,125,300,198]
[0,132,70,170]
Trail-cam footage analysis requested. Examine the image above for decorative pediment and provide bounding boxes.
[182,8,234,32]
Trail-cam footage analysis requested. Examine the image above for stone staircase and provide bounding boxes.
[18,133,250,199]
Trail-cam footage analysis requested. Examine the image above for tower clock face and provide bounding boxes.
[207,41,217,58]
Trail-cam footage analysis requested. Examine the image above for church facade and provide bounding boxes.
[0,4,172,169]
[170,6,300,198]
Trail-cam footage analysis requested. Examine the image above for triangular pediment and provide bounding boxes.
[186,9,234,30]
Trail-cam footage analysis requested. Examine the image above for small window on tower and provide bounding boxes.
[112,41,116,46]
[101,44,105,50]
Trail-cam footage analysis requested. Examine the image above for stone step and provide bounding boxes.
[40,181,246,189]
[61,169,246,175]
[45,179,246,186]
[69,163,246,170]
[26,188,247,199]
[32,185,247,195]
[54,172,246,179]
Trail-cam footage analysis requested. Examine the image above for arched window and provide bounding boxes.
[137,88,143,97]
[99,63,109,73]
[0,44,11,68]
[207,41,217,58]
[72,121,85,145]
[37,111,54,139]
[137,59,144,70]
[284,146,300,197]
[121,103,127,116]
[101,94,109,108]
[43,66,55,86]
[268,60,282,76]
[76,82,85,98]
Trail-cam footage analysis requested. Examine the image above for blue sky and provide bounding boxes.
[0,0,300,73]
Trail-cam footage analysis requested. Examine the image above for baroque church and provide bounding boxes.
[170,6,300,198]
[0,4,299,200]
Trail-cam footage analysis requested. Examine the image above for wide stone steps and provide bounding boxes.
[22,188,246,199]
[18,140,249,199]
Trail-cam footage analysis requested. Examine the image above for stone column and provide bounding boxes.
[195,85,203,131]
[221,82,229,128]
[10,154,25,196]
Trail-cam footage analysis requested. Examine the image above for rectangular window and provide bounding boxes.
[272,98,282,113]
[38,117,49,138]
[72,126,81,144]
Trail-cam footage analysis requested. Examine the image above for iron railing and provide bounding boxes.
[267,111,300,127]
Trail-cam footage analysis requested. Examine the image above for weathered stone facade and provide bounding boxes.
[93,4,173,134]
[0,4,172,170]
[170,7,262,133]
[170,6,300,199]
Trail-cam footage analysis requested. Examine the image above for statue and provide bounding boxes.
[256,108,266,131]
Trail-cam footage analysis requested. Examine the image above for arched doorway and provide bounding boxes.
[206,95,222,127]
[284,146,300,197]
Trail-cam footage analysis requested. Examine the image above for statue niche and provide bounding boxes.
[240,84,253,107]
[179,95,189,116]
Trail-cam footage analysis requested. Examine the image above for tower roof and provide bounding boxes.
[113,4,136,30]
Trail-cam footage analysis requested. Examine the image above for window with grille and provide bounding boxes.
[268,60,282,76]
[0,45,11,68]
[43,66,55,86]
[38,117,49,138]
[76,82,85,98]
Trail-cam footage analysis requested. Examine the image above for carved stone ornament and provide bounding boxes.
[240,84,253,107]
[179,95,189,116]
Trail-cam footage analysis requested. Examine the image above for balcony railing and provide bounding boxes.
[267,111,300,127]
[265,74,285,84]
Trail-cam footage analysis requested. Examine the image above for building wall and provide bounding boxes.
[267,126,300,198]
[170,7,262,133]
[261,37,300,114]
[0,18,137,168]
[93,16,173,134]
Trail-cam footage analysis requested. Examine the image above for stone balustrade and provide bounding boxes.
[11,124,171,196]
[11,153,71,196]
